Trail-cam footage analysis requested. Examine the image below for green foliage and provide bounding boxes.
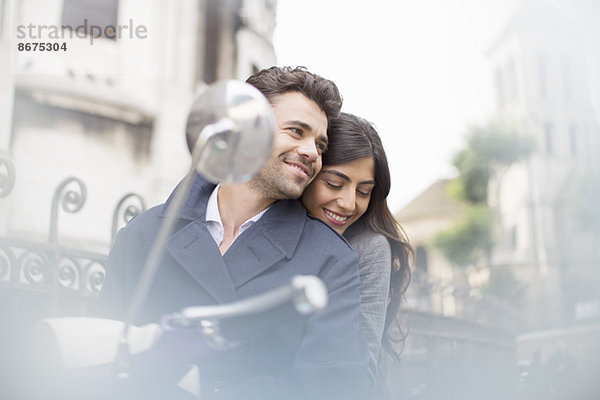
[464,121,535,167]
[433,205,493,267]
[452,120,535,203]
[433,119,534,268]
[452,148,491,203]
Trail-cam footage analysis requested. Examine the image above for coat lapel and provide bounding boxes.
[166,219,238,303]
[161,174,308,299]
[162,174,238,304]
[224,200,306,288]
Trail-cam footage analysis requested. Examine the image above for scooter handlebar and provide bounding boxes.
[161,275,328,346]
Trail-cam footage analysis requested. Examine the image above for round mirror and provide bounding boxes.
[185,80,275,183]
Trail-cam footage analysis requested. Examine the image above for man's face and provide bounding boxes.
[250,91,329,200]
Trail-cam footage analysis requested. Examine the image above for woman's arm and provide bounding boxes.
[349,232,392,386]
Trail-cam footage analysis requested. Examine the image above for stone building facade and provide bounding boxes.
[487,0,600,328]
[1,0,277,253]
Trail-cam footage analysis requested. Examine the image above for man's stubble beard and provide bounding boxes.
[249,161,308,201]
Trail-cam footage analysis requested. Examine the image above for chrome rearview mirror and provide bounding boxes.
[185,80,275,183]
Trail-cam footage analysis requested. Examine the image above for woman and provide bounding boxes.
[302,112,413,395]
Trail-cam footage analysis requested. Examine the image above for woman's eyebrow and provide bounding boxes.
[321,169,350,182]
[321,170,375,186]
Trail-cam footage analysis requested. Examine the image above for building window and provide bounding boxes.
[569,125,578,157]
[61,0,119,40]
[415,245,429,274]
[538,56,548,98]
[495,67,505,108]
[506,58,518,101]
[203,0,220,84]
[0,0,6,39]
[563,58,572,100]
[544,122,554,156]
[511,226,518,249]
[265,0,276,11]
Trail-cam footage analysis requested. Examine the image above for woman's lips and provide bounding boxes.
[323,208,351,226]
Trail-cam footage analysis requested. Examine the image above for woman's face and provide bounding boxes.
[302,157,375,235]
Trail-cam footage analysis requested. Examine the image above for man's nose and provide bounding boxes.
[297,139,319,162]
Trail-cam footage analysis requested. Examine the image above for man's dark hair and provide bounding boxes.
[246,66,343,120]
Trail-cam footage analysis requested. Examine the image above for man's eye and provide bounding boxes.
[289,127,302,135]
[316,142,327,153]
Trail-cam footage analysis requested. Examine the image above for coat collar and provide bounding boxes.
[163,174,308,301]
[159,173,214,221]
[223,199,306,288]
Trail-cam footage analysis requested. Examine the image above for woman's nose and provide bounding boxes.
[336,190,355,212]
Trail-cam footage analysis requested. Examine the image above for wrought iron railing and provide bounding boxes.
[1,154,149,398]
[0,154,146,303]
[389,310,516,400]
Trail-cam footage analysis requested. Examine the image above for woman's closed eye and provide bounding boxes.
[325,180,342,189]
[325,180,372,197]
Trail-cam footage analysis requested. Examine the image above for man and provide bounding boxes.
[100,66,369,400]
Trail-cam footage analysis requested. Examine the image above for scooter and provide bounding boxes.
[26,81,329,399]
[32,274,327,399]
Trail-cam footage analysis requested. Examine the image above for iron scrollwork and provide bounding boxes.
[111,193,146,243]
[49,177,87,244]
[0,245,15,281]
[0,155,16,198]
[19,249,49,285]
[85,260,106,293]
[57,256,80,290]
[0,170,140,301]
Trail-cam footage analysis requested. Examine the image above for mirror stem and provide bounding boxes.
[117,119,234,372]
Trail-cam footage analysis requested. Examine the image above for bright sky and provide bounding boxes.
[273,0,520,211]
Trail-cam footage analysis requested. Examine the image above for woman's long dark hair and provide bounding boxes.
[324,112,413,360]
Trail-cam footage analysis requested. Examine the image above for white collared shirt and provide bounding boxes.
[205,184,270,246]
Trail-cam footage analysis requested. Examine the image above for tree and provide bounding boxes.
[431,119,535,321]
[433,119,534,268]
[433,205,493,267]
[450,120,536,204]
